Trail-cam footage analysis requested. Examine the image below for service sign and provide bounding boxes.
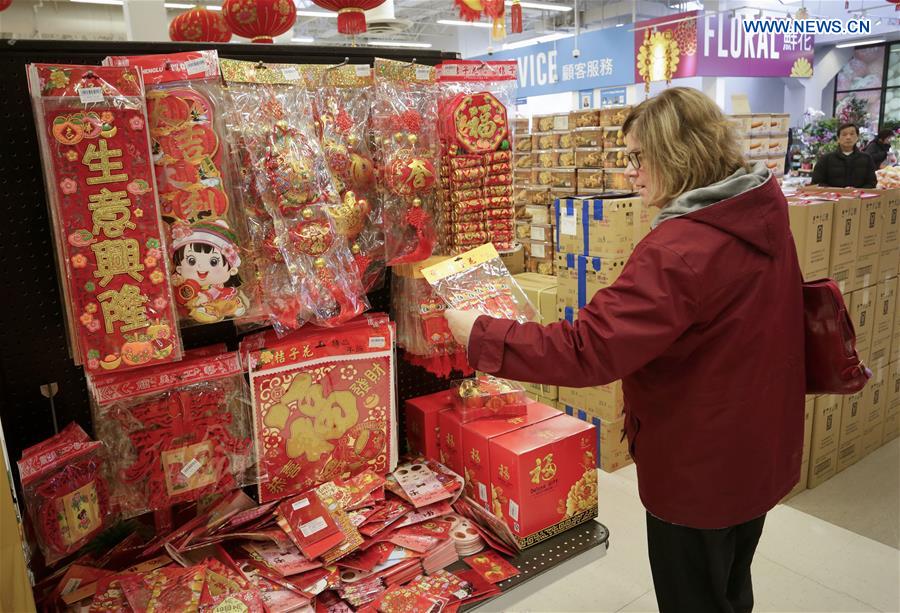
[470,26,634,98]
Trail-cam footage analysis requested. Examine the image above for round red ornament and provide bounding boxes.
[169,7,232,42]
[385,155,436,196]
[223,0,297,43]
[0,0,11,12]
[310,0,386,35]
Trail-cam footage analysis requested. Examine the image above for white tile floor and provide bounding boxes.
[474,441,900,613]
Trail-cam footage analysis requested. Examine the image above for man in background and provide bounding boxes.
[864,128,895,169]
[811,123,877,188]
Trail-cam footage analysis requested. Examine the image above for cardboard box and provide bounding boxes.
[554,196,636,257]
[558,380,625,423]
[784,397,815,500]
[463,401,561,511]
[529,223,553,243]
[500,243,525,275]
[836,436,862,473]
[852,251,880,293]
[729,114,753,134]
[598,106,632,127]
[894,294,900,363]
[524,204,551,225]
[767,136,789,157]
[878,188,900,281]
[561,406,632,472]
[573,128,604,149]
[570,109,602,129]
[635,200,660,247]
[515,273,559,325]
[489,414,598,546]
[858,192,884,257]
[887,361,900,416]
[826,196,861,293]
[603,169,632,192]
[787,200,833,281]
[838,390,865,445]
[862,357,888,430]
[861,422,885,457]
[849,287,876,361]
[878,247,900,283]
[554,253,627,307]
[438,408,466,476]
[750,114,770,136]
[405,389,454,462]
[770,113,790,134]
[882,408,899,443]
[808,395,842,488]
[523,386,558,403]
[871,278,897,362]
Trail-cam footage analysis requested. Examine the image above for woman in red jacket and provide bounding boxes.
[446,87,805,613]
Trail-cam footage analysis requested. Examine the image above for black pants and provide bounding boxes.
[646,511,766,613]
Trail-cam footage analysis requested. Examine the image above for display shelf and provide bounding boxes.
[452,520,610,611]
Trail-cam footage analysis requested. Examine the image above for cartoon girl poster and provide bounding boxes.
[171,219,249,324]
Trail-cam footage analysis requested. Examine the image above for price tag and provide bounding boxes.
[300,516,328,537]
[530,226,546,242]
[354,65,372,77]
[62,578,82,595]
[282,66,301,81]
[292,497,311,511]
[478,482,487,503]
[560,214,577,236]
[532,243,546,259]
[415,66,432,81]
[185,57,207,75]
[369,336,386,349]
[180,457,202,478]
[79,87,104,104]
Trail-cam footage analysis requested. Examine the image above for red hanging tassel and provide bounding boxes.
[337,7,367,34]
[510,0,522,33]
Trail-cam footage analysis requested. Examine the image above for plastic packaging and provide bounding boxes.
[102,50,259,327]
[452,375,527,422]
[17,423,113,565]
[26,63,183,374]
[88,349,257,519]
[221,59,368,333]
[421,243,536,323]
[314,64,385,291]
[373,59,440,264]
[436,60,518,255]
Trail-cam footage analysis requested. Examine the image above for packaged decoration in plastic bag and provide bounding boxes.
[17,423,113,565]
[88,348,256,519]
[422,243,536,322]
[221,59,368,333]
[391,259,472,378]
[244,314,397,503]
[27,64,182,374]
[373,59,440,264]
[102,50,258,327]
[314,63,385,291]
[452,375,526,422]
[436,60,517,254]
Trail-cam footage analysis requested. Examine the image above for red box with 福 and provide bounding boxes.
[489,414,598,548]
[404,389,455,462]
[462,401,561,511]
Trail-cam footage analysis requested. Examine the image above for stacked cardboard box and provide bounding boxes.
[782,396,815,500]
[512,272,561,404]
[730,113,789,178]
[798,187,900,489]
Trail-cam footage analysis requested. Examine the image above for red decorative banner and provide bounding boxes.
[28,64,181,374]
[247,315,397,503]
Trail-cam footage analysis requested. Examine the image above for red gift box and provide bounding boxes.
[248,314,397,503]
[489,414,598,548]
[437,408,465,478]
[404,389,455,461]
[462,401,560,511]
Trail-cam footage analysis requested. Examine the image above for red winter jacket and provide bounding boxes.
[468,174,805,529]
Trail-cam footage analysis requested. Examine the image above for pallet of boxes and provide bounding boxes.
[785,186,900,497]
[730,112,790,179]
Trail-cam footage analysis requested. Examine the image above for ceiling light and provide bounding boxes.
[437,19,493,28]
[291,36,315,43]
[502,31,570,50]
[164,3,196,8]
[680,1,703,10]
[296,9,337,17]
[70,0,124,5]
[505,1,573,12]
[835,38,885,48]
[368,40,433,48]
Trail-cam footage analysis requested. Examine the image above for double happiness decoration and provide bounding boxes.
[27,64,182,374]
[103,51,257,327]
[244,314,397,503]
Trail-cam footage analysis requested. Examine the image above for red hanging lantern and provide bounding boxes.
[169,7,232,42]
[454,0,484,21]
[888,0,900,10]
[310,0,386,35]
[222,0,297,43]
[510,0,522,33]
[482,0,505,40]
[0,0,12,11]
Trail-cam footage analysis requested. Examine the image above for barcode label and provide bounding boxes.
[561,215,577,236]
[180,458,202,478]
[185,57,207,75]
[79,87,104,104]
[478,482,487,502]
[300,516,328,537]
[509,499,519,521]
[292,497,311,511]
[282,66,301,81]
[369,336,386,349]
[62,578,82,595]
[354,65,371,77]
[415,66,431,81]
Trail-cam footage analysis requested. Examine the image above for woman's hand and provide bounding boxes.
[445,309,483,349]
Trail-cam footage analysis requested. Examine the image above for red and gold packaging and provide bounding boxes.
[27,64,182,374]
[461,400,560,511]
[437,407,466,477]
[246,314,397,503]
[403,389,455,462]
[489,414,598,547]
